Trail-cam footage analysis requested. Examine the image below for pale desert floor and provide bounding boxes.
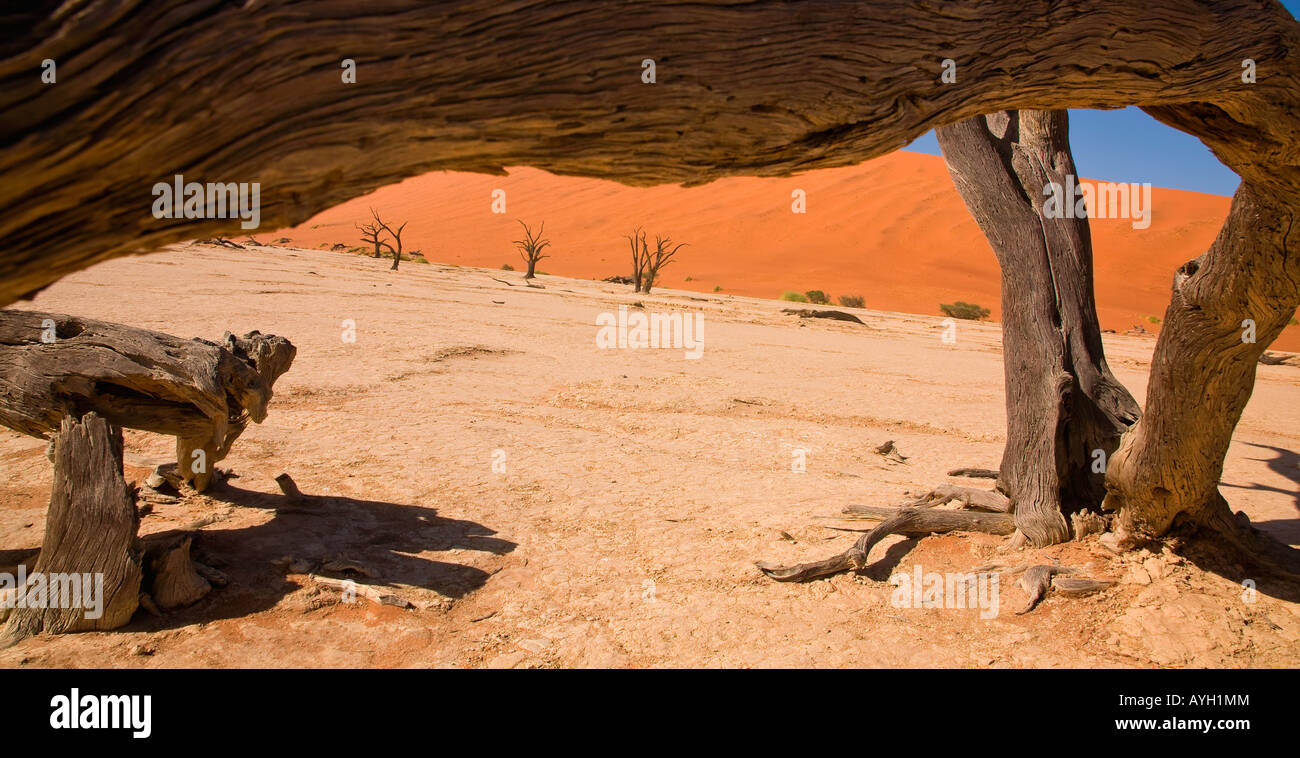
[1,242,1299,668]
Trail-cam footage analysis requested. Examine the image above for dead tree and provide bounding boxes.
[0,310,296,492]
[371,209,408,270]
[642,234,687,294]
[357,217,384,258]
[1103,182,1300,574]
[626,227,649,292]
[935,111,1141,546]
[0,413,142,647]
[514,220,551,279]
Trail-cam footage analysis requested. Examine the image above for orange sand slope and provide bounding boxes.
[276,151,1300,352]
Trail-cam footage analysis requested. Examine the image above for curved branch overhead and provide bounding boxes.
[2,0,1299,304]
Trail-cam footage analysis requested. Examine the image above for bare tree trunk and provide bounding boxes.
[525,258,536,278]
[1,413,142,647]
[1103,182,1300,570]
[936,111,1140,546]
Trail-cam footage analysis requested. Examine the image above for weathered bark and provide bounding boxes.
[1103,183,1300,569]
[0,310,296,491]
[1,413,141,647]
[936,111,1141,546]
[4,2,1300,306]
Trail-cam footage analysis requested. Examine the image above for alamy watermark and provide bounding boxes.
[152,174,260,229]
[1043,174,1151,230]
[0,567,104,620]
[596,305,704,359]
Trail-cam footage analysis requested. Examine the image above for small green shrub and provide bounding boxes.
[501,263,515,271]
[713,285,722,292]
[838,295,865,309]
[940,301,991,320]
[684,276,693,282]
[781,291,809,303]
[1147,315,1162,324]
[1290,317,1299,326]
[804,290,830,305]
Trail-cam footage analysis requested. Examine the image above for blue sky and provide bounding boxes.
[903,0,1299,197]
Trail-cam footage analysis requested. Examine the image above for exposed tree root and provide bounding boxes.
[756,506,1014,582]
[898,485,1012,513]
[973,562,1114,614]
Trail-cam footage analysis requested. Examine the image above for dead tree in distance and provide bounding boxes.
[626,227,649,292]
[514,219,551,279]
[357,216,385,258]
[642,234,687,294]
[370,209,408,271]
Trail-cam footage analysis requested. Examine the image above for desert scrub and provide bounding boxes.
[781,291,809,303]
[940,301,991,320]
[838,294,865,308]
[804,290,830,305]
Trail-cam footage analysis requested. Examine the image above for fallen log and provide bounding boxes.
[1,413,142,647]
[947,467,1000,479]
[781,308,867,325]
[0,310,295,491]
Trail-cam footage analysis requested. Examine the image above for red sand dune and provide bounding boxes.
[276,151,1300,352]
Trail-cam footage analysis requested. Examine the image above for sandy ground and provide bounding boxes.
[271,154,1300,350]
[1,242,1298,668]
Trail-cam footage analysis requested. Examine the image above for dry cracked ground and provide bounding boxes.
[1,242,1298,667]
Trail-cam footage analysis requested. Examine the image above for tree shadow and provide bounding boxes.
[859,537,920,581]
[1220,441,1300,545]
[123,480,515,632]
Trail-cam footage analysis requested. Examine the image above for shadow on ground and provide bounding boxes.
[124,479,515,632]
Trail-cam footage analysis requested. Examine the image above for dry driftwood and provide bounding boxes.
[947,468,1000,479]
[756,506,1015,582]
[1,413,142,647]
[973,563,1115,614]
[781,308,867,325]
[309,575,414,609]
[0,310,295,491]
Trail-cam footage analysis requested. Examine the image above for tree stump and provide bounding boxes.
[1,413,142,647]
